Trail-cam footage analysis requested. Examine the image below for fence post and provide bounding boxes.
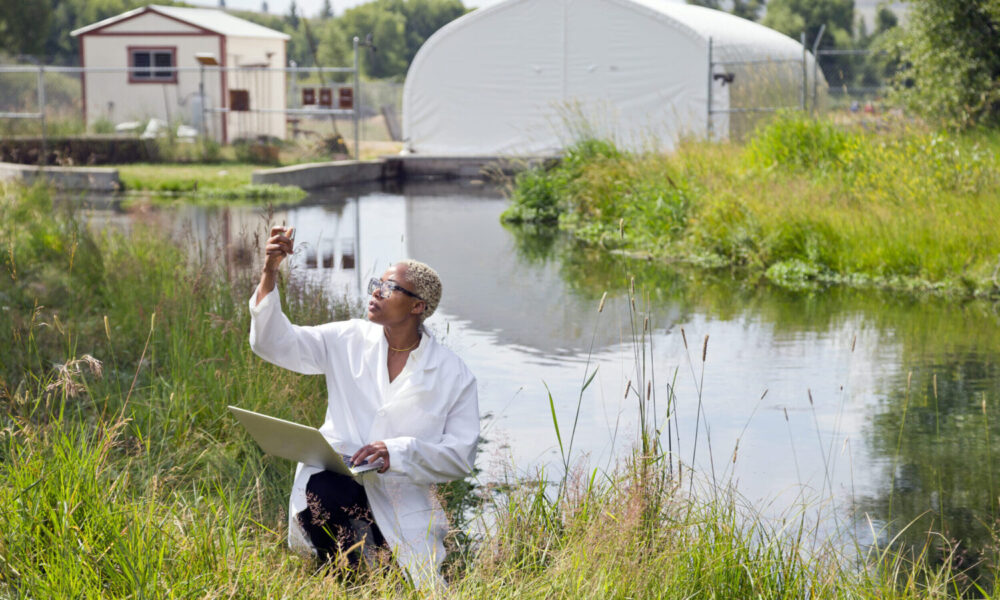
[353,36,360,161]
[37,65,47,166]
[811,24,826,115]
[706,36,713,140]
[800,32,807,112]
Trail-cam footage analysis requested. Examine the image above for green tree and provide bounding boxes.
[891,0,1000,127]
[762,0,855,87]
[320,0,334,19]
[0,0,52,57]
[687,0,763,21]
[335,0,466,79]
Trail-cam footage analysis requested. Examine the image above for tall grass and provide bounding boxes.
[1,181,996,597]
[503,114,1000,298]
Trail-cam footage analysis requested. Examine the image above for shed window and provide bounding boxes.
[130,48,176,83]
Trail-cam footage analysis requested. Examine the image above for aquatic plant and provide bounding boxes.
[503,114,1000,298]
[2,181,999,597]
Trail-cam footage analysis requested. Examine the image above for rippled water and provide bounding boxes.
[87,180,1000,569]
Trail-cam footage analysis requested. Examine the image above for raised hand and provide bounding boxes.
[264,226,295,272]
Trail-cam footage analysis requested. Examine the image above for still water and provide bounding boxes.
[93,180,1000,566]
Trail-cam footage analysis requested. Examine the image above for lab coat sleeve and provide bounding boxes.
[382,375,480,484]
[248,285,330,375]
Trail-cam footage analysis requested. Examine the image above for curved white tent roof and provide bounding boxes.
[403,0,821,155]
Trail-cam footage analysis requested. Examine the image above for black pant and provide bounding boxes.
[296,470,387,567]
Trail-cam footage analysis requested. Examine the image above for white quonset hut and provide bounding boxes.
[402,0,824,155]
[71,5,289,143]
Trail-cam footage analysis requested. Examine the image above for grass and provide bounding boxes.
[502,114,1000,299]
[1,181,997,597]
[117,163,307,204]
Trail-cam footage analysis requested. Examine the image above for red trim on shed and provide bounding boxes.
[81,6,218,37]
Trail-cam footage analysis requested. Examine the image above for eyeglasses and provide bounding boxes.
[368,277,424,301]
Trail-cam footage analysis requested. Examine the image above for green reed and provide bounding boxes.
[502,114,1000,299]
[2,181,998,597]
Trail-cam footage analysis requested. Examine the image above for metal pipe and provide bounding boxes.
[353,36,360,161]
[800,32,807,112]
[811,24,826,114]
[706,36,713,140]
[199,63,207,137]
[205,107,354,115]
[0,65,355,74]
[37,65,46,166]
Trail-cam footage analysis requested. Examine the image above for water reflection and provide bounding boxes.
[85,181,1000,583]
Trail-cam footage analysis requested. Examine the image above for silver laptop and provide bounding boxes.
[228,405,383,476]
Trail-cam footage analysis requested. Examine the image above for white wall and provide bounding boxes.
[224,36,287,141]
[81,33,224,137]
[81,28,287,141]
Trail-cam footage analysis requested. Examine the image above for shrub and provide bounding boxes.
[743,113,849,172]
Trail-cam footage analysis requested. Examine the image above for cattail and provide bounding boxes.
[647,381,652,400]
[808,389,813,405]
[624,379,631,399]
[784,407,789,421]
[150,312,157,332]
[933,373,938,400]
[760,388,768,400]
[702,335,709,362]
[681,328,688,350]
[983,394,987,416]
[598,291,607,313]
[732,439,739,463]
[104,315,111,341]
[619,218,625,239]
[643,316,649,333]
[851,334,856,353]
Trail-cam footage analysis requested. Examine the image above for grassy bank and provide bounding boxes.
[117,163,306,203]
[502,116,1000,298]
[0,182,993,597]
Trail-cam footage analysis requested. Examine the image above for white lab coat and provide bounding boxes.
[248,286,480,588]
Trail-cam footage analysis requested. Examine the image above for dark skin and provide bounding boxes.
[256,226,427,473]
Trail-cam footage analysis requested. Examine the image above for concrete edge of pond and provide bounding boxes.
[252,155,560,190]
[0,161,121,192]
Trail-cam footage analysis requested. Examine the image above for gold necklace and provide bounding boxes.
[386,333,420,352]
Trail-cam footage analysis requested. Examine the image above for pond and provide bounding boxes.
[88,180,1000,574]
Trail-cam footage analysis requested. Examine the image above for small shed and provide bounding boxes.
[402,0,825,155]
[71,5,289,143]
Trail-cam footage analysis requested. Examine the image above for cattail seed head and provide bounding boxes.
[598,291,607,313]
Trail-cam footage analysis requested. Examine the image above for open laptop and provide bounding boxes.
[228,405,383,476]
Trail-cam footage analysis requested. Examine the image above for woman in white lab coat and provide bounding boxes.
[249,226,480,588]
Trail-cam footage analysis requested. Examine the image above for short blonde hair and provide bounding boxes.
[399,260,442,321]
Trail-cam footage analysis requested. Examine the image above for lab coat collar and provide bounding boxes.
[368,321,440,373]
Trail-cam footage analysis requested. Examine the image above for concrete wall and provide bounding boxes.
[0,162,120,192]
[252,155,558,190]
